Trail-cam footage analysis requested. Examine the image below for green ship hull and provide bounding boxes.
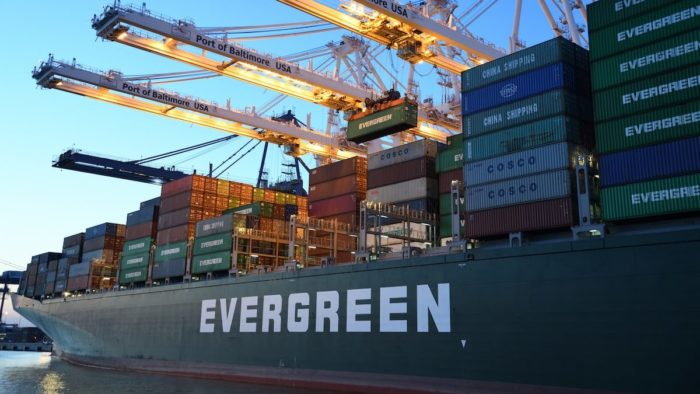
[13,227,700,393]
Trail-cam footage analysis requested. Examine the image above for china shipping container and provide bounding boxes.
[195,213,234,237]
[309,157,367,185]
[310,175,366,202]
[368,139,438,170]
[309,193,360,217]
[346,101,418,143]
[587,0,671,32]
[439,168,464,194]
[367,157,436,189]
[367,177,438,203]
[151,258,187,280]
[466,169,573,211]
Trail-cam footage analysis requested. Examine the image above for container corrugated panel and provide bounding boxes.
[592,29,700,92]
[126,221,157,242]
[587,0,673,32]
[463,89,593,137]
[154,242,187,262]
[151,258,186,280]
[439,193,465,216]
[367,157,435,189]
[161,175,205,197]
[192,251,232,274]
[466,116,588,162]
[46,271,56,284]
[466,142,587,186]
[367,139,438,169]
[81,249,117,265]
[119,266,148,284]
[120,252,149,269]
[466,169,572,211]
[158,207,195,229]
[195,213,233,237]
[462,63,590,116]
[140,197,161,210]
[439,168,463,193]
[159,191,200,214]
[600,137,700,187]
[461,37,586,91]
[367,177,438,203]
[156,224,192,245]
[347,101,418,143]
[309,156,367,185]
[37,262,48,274]
[57,259,69,279]
[54,278,66,293]
[439,214,464,238]
[66,275,88,292]
[446,134,464,150]
[465,197,576,238]
[122,237,151,256]
[436,147,464,173]
[373,198,438,225]
[594,64,700,122]
[126,205,159,226]
[589,0,700,61]
[83,235,119,253]
[68,262,90,277]
[61,245,81,258]
[84,223,124,240]
[596,99,700,153]
[309,193,360,217]
[601,172,700,220]
[62,233,84,248]
[310,174,365,202]
[193,233,233,255]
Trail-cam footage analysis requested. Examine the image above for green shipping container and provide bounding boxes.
[120,252,149,269]
[439,193,465,216]
[193,232,233,256]
[462,90,593,137]
[592,29,700,92]
[596,100,700,153]
[154,241,187,262]
[601,172,700,221]
[119,266,148,284]
[461,37,587,92]
[594,64,700,122]
[122,237,151,257]
[446,134,463,149]
[226,202,273,218]
[587,0,677,32]
[589,0,700,61]
[465,116,587,162]
[439,214,464,238]
[347,102,418,143]
[192,251,232,274]
[437,147,464,173]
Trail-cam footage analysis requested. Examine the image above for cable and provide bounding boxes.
[215,140,262,178]
[211,138,255,175]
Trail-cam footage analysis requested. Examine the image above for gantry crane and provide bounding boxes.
[33,56,365,161]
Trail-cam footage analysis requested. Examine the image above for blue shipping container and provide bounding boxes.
[84,223,120,240]
[599,137,700,187]
[462,63,589,116]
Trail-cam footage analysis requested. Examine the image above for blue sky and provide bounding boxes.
[0,1,587,324]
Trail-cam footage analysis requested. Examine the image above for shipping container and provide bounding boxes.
[193,232,233,255]
[195,213,234,237]
[140,197,161,210]
[465,197,576,238]
[54,278,66,294]
[587,0,672,32]
[62,233,84,248]
[319,212,358,227]
[119,266,148,284]
[439,168,464,194]
[592,29,700,92]
[126,205,159,226]
[83,235,120,253]
[68,262,90,278]
[439,213,465,239]
[601,172,700,220]
[310,174,365,202]
[154,242,188,262]
[466,142,588,186]
[156,224,193,245]
[226,202,274,218]
[466,169,573,211]
[151,258,186,280]
[594,64,700,122]
[309,157,367,185]
[120,252,150,269]
[461,37,587,91]
[367,177,438,203]
[191,251,232,274]
[84,223,124,240]
[309,193,360,217]
[66,275,89,292]
[62,244,82,258]
[56,259,70,279]
[158,207,199,229]
[81,249,118,265]
[462,63,590,116]
[595,99,700,154]
[463,89,593,137]
[126,221,157,241]
[440,193,465,216]
[367,157,436,190]
[589,0,700,61]
[159,191,204,214]
[599,137,700,187]
[436,147,464,173]
[122,237,151,256]
[466,116,589,162]
[367,139,438,170]
[161,174,206,197]
[347,101,418,143]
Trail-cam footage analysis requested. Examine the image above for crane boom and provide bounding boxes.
[33,58,365,160]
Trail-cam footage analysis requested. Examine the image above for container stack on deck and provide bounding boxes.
[117,198,159,286]
[30,253,62,299]
[588,0,700,221]
[461,37,595,238]
[68,223,125,292]
[190,214,235,277]
[437,135,465,243]
[56,233,84,295]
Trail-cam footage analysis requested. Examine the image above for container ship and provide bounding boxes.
[11,1,700,393]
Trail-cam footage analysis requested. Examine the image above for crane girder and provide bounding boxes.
[33,59,365,160]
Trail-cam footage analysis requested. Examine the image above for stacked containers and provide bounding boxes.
[588,0,700,221]
[119,198,160,285]
[24,261,38,298]
[437,135,465,241]
[68,223,125,292]
[190,214,234,276]
[309,157,367,226]
[461,37,595,238]
[31,253,61,298]
[57,233,83,295]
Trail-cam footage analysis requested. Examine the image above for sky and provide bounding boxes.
[0,0,589,325]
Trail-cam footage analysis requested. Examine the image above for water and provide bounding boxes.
[0,351,331,394]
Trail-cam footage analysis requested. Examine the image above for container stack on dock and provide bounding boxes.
[190,214,235,277]
[461,37,595,238]
[437,135,465,243]
[588,0,700,221]
[118,198,159,286]
[68,223,125,292]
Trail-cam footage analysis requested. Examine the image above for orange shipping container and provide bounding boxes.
[204,177,218,193]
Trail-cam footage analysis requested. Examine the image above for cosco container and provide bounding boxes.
[367,177,438,203]
[463,89,593,137]
[436,147,464,173]
[461,37,587,91]
[592,29,700,92]
[119,266,148,284]
[309,193,360,217]
[439,168,463,193]
[151,258,186,280]
[193,232,233,255]
[462,63,590,116]
[466,116,589,162]
[589,0,700,61]
[368,139,438,170]
[600,137,700,187]
[309,156,366,185]
[466,169,572,211]
[195,213,233,237]
[593,64,700,122]
[347,101,418,143]
[465,197,576,238]
[601,172,700,221]
[367,157,435,189]
[310,175,366,202]
[192,251,232,274]
[120,252,149,269]
[154,242,188,262]
[466,143,588,186]
[596,99,700,153]
[122,237,151,256]
[587,0,673,32]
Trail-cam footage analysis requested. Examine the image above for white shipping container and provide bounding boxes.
[466,169,572,211]
[368,139,438,170]
[367,178,438,203]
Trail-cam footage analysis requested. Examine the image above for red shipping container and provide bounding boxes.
[367,157,436,189]
[67,275,89,292]
[161,175,206,197]
[438,168,464,194]
[465,197,576,238]
[156,224,193,245]
[160,191,203,214]
[309,175,365,202]
[204,177,218,193]
[126,221,156,241]
[158,208,192,230]
[309,157,367,185]
[309,193,360,217]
